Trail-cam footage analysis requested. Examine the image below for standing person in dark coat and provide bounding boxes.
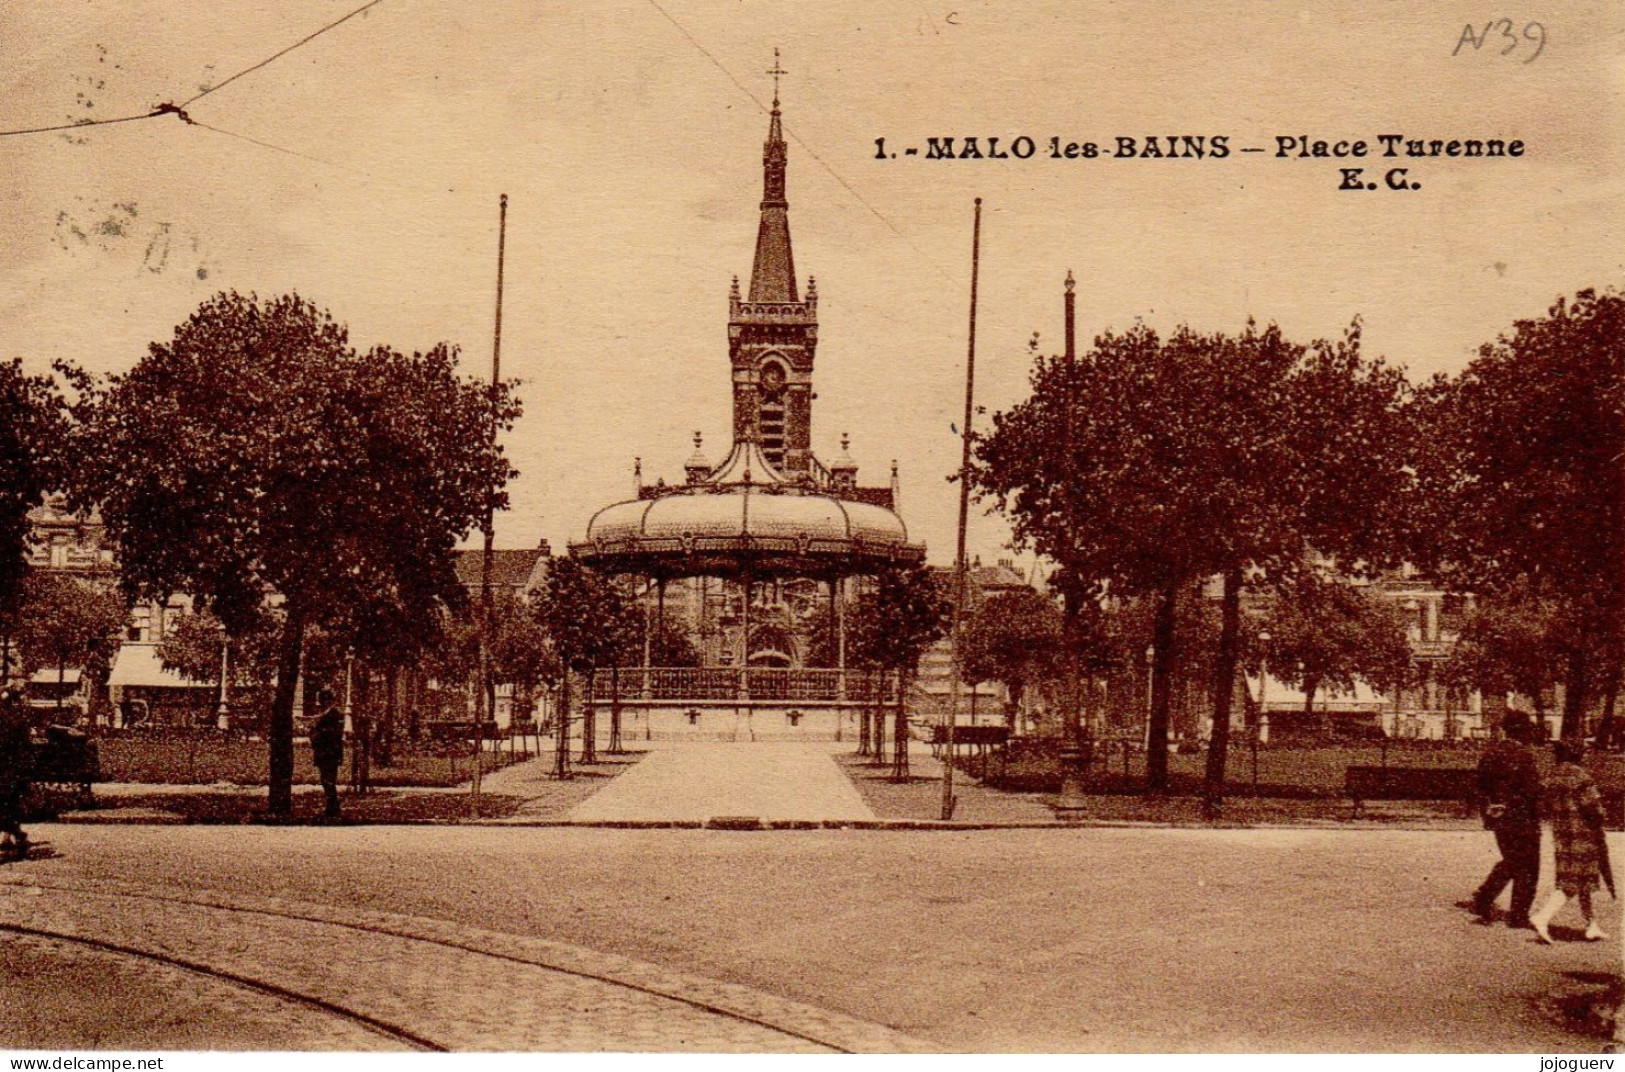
[309,688,345,820]
[0,686,33,861]
[1471,712,1543,927]
[1531,740,1610,944]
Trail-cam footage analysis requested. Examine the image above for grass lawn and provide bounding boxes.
[73,749,646,824]
[984,738,1625,796]
[83,788,528,824]
[96,735,531,787]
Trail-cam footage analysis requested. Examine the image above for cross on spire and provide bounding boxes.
[767,48,787,106]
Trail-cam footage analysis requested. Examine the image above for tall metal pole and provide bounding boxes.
[942,197,983,821]
[474,192,508,811]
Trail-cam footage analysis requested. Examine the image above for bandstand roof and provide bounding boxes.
[572,439,922,579]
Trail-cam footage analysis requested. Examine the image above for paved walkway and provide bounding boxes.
[567,741,876,822]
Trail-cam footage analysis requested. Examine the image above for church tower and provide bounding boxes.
[728,52,817,476]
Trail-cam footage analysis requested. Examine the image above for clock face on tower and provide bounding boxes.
[760,363,786,391]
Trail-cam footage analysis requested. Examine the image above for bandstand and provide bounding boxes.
[568,71,924,740]
[574,434,921,739]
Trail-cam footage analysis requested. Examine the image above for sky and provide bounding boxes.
[2,1,1621,570]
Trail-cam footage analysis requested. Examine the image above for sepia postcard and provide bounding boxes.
[1,0,1622,1059]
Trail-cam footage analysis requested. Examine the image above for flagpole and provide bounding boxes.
[474,192,508,813]
[942,197,983,821]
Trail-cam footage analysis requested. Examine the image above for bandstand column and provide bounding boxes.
[738,573,752,700]
[641,580,653,699]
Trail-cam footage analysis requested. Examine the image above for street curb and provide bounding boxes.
[46,813,1484,832]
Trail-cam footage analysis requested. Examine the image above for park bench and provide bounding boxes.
[1344,765,1478,818]
[930,724,1011,779]
[28,725,99,810]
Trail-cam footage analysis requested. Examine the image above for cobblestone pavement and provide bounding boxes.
[7,824,1623,1052]
[566,740,876,822]
[0,876,927,1052]
[0,928,397,1050]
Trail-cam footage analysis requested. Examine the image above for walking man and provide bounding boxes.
[310,688,345,820]
[1471,711,1543,928]
[0,686,34,861]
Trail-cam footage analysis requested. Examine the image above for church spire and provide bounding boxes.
[749,49,797,302]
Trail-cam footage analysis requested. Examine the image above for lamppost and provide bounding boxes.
[342,648,355,736]
[1143,644,1155,751]
[1254,630,1271,786]
[215,635,231,732]
[1257,631,1271,746]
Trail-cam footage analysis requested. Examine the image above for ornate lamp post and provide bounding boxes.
[342,648,355,736]
[215,635,231,732]
[1253,630,1272,785]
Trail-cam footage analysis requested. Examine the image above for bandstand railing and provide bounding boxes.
[592,667,897,704]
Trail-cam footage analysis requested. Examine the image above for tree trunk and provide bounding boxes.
[1203,568,1243,816]
[891,669,910,782]
[869,668,885,763]
[1561,644,1593,742]
[407,669,423,741]
[377,665,397,767]
[1595,661,1621,750]
[1006,680,1023,732]
[1062,590,1083,748]
[267,603,305,817]
[580,668,598,764]
[553,671,572,778]
[1146,582,1178,793]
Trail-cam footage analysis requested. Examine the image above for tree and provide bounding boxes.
[0,360,79,670]
[489,590,559,711]
[533,557,638,773]
[15,572,126,721]
[81,292,516,815]
[1419,289,1625,740]
[619,612,701,669]
[1258,573,1414,725]
[1438,585,1570,723]
[847,562,949,781]
[959,589,1063,730]
[973,319,1411,811]
[159,607,281,689]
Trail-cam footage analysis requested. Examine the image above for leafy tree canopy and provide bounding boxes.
[0,360,81,625]
[79,291,518,814]
[158,607,281,687]
[847,563,950,675]
[1416,287,1625,733]
[1258,572,1414,709]
[534,557,639,675]
[15,572,127,683]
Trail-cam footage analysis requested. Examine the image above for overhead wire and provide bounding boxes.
[180,0,389,108]
[189,119,381,181]
[0,0,388,139]
[0,109,168,140]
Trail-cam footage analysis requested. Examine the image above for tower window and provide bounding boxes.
[760,390,786,468]
[758,360,788,469]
